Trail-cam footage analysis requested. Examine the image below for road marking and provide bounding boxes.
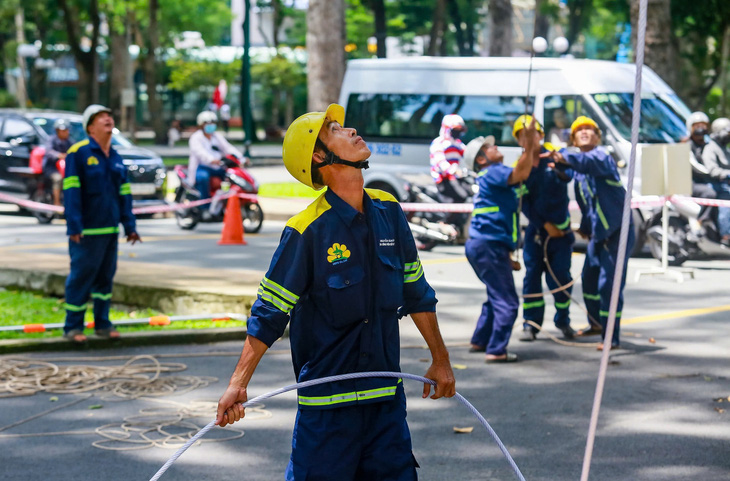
[622,304,730,325]
[421,257,467,266]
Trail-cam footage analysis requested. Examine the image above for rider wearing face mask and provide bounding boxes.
[430,114,470,206]
[701,116,730,245]
[188,111,243,208]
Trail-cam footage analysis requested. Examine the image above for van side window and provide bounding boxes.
[346,93,533,147]
[543,95,598,148]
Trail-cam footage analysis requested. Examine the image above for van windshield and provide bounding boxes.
[591,93,687,143]
[345,93,533,147]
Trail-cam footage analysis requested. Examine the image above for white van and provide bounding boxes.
[339,57,691,249]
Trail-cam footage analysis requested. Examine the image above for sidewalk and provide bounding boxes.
[145,141,283,160]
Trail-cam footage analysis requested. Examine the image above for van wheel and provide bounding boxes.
[367,181,399,200]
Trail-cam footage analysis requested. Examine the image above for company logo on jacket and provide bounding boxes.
[327,243,351,265]
[87,156,99,166]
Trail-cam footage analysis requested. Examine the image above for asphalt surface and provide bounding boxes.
[1,191,730,480]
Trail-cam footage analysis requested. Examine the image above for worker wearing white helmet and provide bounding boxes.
[187,110,243,206]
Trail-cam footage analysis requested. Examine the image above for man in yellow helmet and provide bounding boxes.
[545,115,634,349]
[216,104,455,480]
[512,114,576,343]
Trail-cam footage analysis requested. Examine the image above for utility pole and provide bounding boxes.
[240,0,254,157]
[14,8,28,108]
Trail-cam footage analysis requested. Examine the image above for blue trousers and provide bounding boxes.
[64,234,118,334]
[194,164,226,200]
[582,228,635,346]
[285,385,417,480]
[714,182,730,237]
[522,226,574,331]
[465,238,519,355]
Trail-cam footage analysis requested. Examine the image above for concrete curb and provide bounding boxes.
[0,327,247,355]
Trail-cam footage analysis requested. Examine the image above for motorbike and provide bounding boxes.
[644,196,730,266]
[173,154,264,233]
[404,172,476,251]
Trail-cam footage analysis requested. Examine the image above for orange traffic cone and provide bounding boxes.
[218,194,247,245]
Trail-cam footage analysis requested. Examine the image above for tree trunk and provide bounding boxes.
[448,0,471,56]
[428,0,447,56]
[630,0,678,89]
[109,26,129,118]
[285,90,294,126]
[58,0,100,110]
[566,0,592,51]
[271,89,281,127]
[488,0,512,57]
[534,0,550,41]
[144,0,166,144]
[370,0,387,58]
[306,0,345,111]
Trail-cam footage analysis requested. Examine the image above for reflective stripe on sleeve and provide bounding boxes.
[119,183,132,195]
[82,227,120,235]
[404,259,424,284]
[257,277,299,313]
[595,201,610,230]
[513,213,518,243]
[63,176,80,190]
[555,216,571,230]
[605,179,623,188]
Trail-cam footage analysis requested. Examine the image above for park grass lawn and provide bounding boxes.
[0,289,245,340]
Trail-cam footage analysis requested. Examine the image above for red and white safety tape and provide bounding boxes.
[0,191,259,216]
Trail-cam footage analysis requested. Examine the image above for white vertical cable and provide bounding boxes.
[580,0,647,480]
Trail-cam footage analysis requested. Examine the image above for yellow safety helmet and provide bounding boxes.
[283,104,345,190]
[570,116,600,136]
[512,114,544,139]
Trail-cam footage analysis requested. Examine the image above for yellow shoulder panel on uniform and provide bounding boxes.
[286,193,332,234]
[543,142,558,152]
[67,139,90,154]
[365,188,398,203]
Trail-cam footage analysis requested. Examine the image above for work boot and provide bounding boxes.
[519,327,536,342]
[558,325,576,339]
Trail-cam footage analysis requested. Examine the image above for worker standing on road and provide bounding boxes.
[513,115,576,342]
[217,104,455,479]
[546,116,634,350]
[62,105,141,345]
[188,110,243,218]
[461,121,538,363]
[43,119,72,207]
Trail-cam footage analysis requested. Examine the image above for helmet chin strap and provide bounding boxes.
[314,147,369,170]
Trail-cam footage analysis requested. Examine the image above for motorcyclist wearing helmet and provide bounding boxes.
[702,116,730,245]
[684,111,720,228]
[216,104,455,480]
[512,114,576,342]
[43,119,72,206]
[188,111,243,209]
[430,114,470,205]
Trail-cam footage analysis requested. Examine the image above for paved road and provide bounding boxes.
[1,206,729,480]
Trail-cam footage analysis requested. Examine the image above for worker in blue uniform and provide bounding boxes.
[512,115,576,342]
[462,120,539,363]
[546,116,634,349]
[216,104,455,480]
[62,105,141,344]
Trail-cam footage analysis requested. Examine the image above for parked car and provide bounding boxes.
[0,109,166,208]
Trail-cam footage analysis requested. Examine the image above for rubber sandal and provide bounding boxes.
[485,352,518,364]
[63,329,87,345]
[597,343,619,351]
[95,327,121,341]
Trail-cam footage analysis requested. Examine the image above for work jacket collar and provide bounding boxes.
[324,188,384,227]
[87,135,116,159]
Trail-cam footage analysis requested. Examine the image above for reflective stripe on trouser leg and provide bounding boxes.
[581,239,602,329]
[465,239,519,356]
[91,235,118,331]
[545,233,574,328]
[597,229,635,345]
[521,228,545,329]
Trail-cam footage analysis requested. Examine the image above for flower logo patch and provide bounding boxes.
[327,243,351,265]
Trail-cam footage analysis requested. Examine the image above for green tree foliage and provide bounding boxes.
[167,58,241,92]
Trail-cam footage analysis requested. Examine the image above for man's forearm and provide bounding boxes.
[228,335,269,388]
[410,311,450,362]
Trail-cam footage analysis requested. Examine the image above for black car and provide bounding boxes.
[0,109,166,207]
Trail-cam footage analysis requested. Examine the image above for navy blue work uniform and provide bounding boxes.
[465,163,520,355]
[562,147,634,346]
[520,144,575,334]
[62,138,136,334]
[246,188,436,480]
[573,171,602,332]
